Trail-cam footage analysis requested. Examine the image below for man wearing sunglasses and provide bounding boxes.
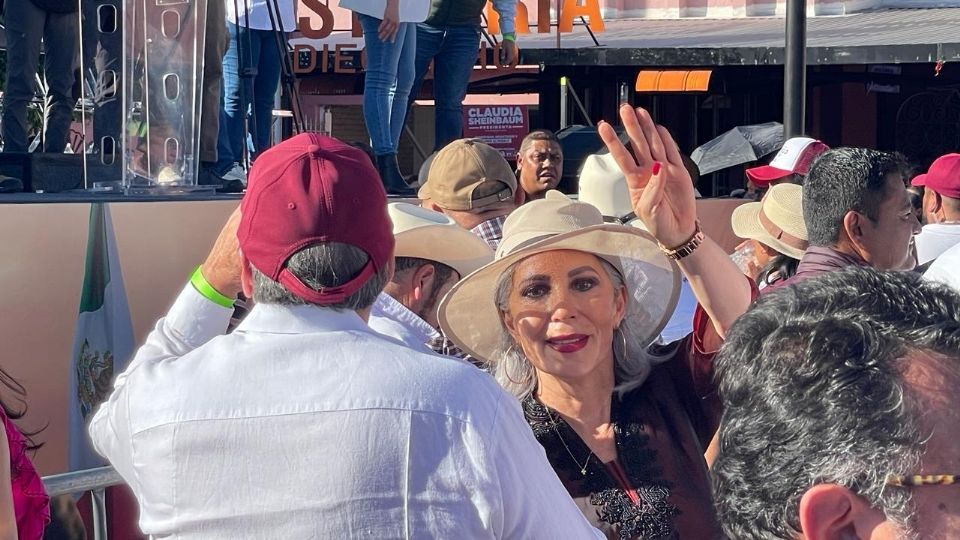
[713,267,960,539]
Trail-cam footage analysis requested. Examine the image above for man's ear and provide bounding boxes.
[513,187,526,206]
[841,210,867,250]
[410,264,436,305]
[931,191,944,220]
[798,484,887,540]
[423,199,443,213]
[240,253,254,298]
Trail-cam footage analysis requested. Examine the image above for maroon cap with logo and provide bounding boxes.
[238,133,394,305]
[912,153,960,199]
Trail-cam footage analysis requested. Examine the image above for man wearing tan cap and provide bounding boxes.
[369,203,493,355]
[418,138,525,250]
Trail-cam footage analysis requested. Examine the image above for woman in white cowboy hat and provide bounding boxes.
[439,106,754,539]
[731,183,809,288]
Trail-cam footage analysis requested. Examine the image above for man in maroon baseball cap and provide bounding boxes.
[912,153,960,265]
[90,133,603,538]
[236,134,395,305]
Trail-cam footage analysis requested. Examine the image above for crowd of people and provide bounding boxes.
[4,103,958,539]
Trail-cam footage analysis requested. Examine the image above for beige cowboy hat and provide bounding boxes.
[731,183,809,260]
[388,203,494,278]
[438,191,680,363]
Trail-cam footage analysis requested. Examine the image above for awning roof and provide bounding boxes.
[521,8,960,66]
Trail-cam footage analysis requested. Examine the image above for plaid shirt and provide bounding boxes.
[427,335,487,370]
[470,214,507,251]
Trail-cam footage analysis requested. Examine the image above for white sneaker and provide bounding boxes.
[222,163,247,184]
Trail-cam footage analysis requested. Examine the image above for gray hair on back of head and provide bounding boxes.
[252,242,389,310]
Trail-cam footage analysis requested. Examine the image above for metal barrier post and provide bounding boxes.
[43,467,124,539]
[560,77,569,129]
[91,488,109,540]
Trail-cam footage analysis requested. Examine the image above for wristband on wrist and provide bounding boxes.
[658,220,705,261]
[502,32,516,42]
[190,266,236,308]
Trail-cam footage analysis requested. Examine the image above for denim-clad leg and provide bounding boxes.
[389,23,416,152]
[431,25,480,151]
[359,13,411,156]
[252,29,284,156]
[216,23,263,173]
[407,23,444,149]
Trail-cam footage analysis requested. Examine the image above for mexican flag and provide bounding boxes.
[68,203,135,471]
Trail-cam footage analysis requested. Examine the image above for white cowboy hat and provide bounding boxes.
[388,203,494,278]
[438,191,680,363]
[731,183,809,260]
[578,153,635,223]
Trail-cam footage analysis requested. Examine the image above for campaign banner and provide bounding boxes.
[462,105,529,161]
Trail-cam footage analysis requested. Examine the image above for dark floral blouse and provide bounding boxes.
[523,307,724,540]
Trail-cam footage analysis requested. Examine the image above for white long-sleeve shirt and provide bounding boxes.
[90,284,602,539]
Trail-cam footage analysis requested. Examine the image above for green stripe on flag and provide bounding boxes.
[78,203,110,313]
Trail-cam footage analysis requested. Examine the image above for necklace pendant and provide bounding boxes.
[581,467,587,476]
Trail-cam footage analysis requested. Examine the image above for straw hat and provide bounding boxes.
[438,191,680,363]
[388,203,494,278]
[731,183,808,260]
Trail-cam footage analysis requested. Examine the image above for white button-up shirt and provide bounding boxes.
[90,284,602,539]
[368,292,440,354]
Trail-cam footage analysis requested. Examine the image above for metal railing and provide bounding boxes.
[42,467,125,540]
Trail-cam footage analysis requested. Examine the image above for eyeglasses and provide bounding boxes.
[886,474,958,487]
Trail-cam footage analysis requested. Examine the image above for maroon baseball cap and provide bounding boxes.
[238,133,394,305]
[912,153,960,199]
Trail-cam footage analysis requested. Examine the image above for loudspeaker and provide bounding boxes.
[29,154,87,192]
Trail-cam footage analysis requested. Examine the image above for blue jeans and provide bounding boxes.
[216,25,283,173]
[1,0,77,153]
[410,23,480,152]
[358,14,415,156]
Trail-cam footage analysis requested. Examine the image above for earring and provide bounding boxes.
[613,326,628,362]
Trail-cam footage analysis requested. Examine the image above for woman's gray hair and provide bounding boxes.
[252,242,389,310]
[492,255,668,400]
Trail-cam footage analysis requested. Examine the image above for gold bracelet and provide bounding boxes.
[658,221,704,261]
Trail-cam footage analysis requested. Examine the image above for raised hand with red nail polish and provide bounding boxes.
[597,105,698,249]
[597,105,753,340]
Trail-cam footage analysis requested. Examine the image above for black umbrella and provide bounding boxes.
[690,122,784,175]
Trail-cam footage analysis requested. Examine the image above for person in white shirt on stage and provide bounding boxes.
[911,153,960,265]
[89,133,603,539]
[368,203,492,355]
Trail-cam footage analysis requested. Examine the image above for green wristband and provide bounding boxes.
[502,33,516,42]
[190,266,236,308]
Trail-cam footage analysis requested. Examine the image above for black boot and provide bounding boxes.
[0,175,24,193]
[375,153,416,197]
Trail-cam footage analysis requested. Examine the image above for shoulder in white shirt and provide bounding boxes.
[915,222,960,265]
[924,241,960,292]
[90,284,602,539]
